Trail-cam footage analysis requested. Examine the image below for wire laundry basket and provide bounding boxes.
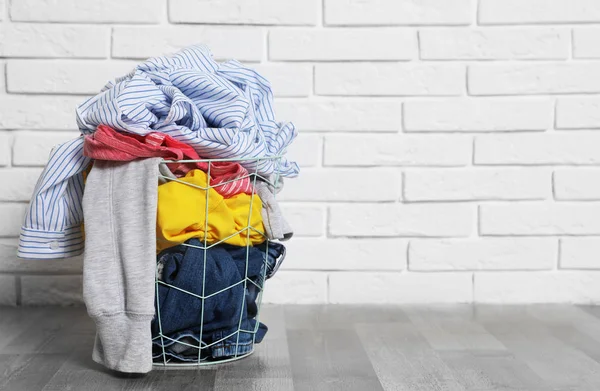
[152,155,283,367]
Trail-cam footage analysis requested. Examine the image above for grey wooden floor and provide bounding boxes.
[2,305,600,391]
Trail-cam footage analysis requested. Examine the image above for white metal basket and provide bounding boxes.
[152,156,284,367]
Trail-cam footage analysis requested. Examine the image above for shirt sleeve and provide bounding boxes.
[17,137,92,259]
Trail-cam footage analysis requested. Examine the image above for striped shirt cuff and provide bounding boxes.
[17,226,84,259]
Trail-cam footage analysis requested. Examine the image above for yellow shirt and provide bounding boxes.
[156,169,265,252]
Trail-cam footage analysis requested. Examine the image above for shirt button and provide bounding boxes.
[49,241,60,250]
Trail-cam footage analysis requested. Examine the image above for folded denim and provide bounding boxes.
[152,239,285,361]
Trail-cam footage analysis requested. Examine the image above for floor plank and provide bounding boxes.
[1,305,600,390]
[1,308,86,355]
[439,350,546,391]
[213,306,294,391]
[43,343,217,391]
[481,309,600,390]
[404,306,506,352]
[0,308,48,351]
[287,328,384,391]
[284,305,410,331]
[355,322,465,391]
[0,354,68,391]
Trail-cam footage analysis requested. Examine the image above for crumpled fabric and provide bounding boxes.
[85,125,253,197]
[76,44,299,178]
[255,181,293,241]
[156,169,266,252]
[152,239,286,361]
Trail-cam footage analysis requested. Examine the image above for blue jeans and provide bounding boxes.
[152,239,285,361]
[152,321,268,362]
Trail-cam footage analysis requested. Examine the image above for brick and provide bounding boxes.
[404,168,551,201]
[275,100,402,132]
[21,275,83,305]
[329,272,473,304]
[469,63,600,95]
[262,271,327,304]
[574,28,600,59]
[112,27,264,61]
[315,63,463,96]
[480,203,600,235]
[11,0,162,23]
[0,61,5,92]
[329,203,474,237]
[409,238,556,271]
[0,275,17,306]
[0,239,83,273]
[324,134,471,166]
[170,0,318,25]
[269,28,416,61]
[253,64,312,97]
[420,28,569,60]
[556,97,600,129]
[479,0,600,24]
[0,132,10,167]
[279,204,325,237]
[13,131,79,166]
[279,168,400,202]
[475,133,600,165]
[561,238,600,269]
[0,203,27,237]
[7,60,137,94]
[0,169,43,201]
[554,169,600,200]
[0,97,82,130]
[404,99,551,132]
[474,271,600,304]
[324,0,472,26]
[286,134,320,168]
[282,238,407,271]
[0,24,107,58]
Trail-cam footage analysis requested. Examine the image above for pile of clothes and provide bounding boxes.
[17,45,298,374]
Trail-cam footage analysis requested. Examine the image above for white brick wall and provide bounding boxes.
[480,203,600,235]
[468,63,600,95]
[112,27,265,61]
[419,28,570,60]
[329,203,475,237]
[0,24,108,58]
[275,100,402,132]
[573,28,600,59]
[553,169,600,200]
[556,97,600,129]
[324,0,472,26]
[475,133,600,165]
[403,168,551,201]
[269,28,416,61]
[1,0,600,305]
[314,63,464,96]
[404,99,552,132]
[560,238,600,269]
[169,0,319,25]
[11,0,163,23]
[7,60,138,94]
[409,238,557,271]
[478,0,600,25]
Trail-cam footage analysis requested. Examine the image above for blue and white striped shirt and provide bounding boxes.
[18,44,298,260]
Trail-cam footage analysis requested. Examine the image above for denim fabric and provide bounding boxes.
[152,239,285,361]
[152,321,268,362]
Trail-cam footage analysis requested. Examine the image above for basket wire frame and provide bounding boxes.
[153,155,283,367]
